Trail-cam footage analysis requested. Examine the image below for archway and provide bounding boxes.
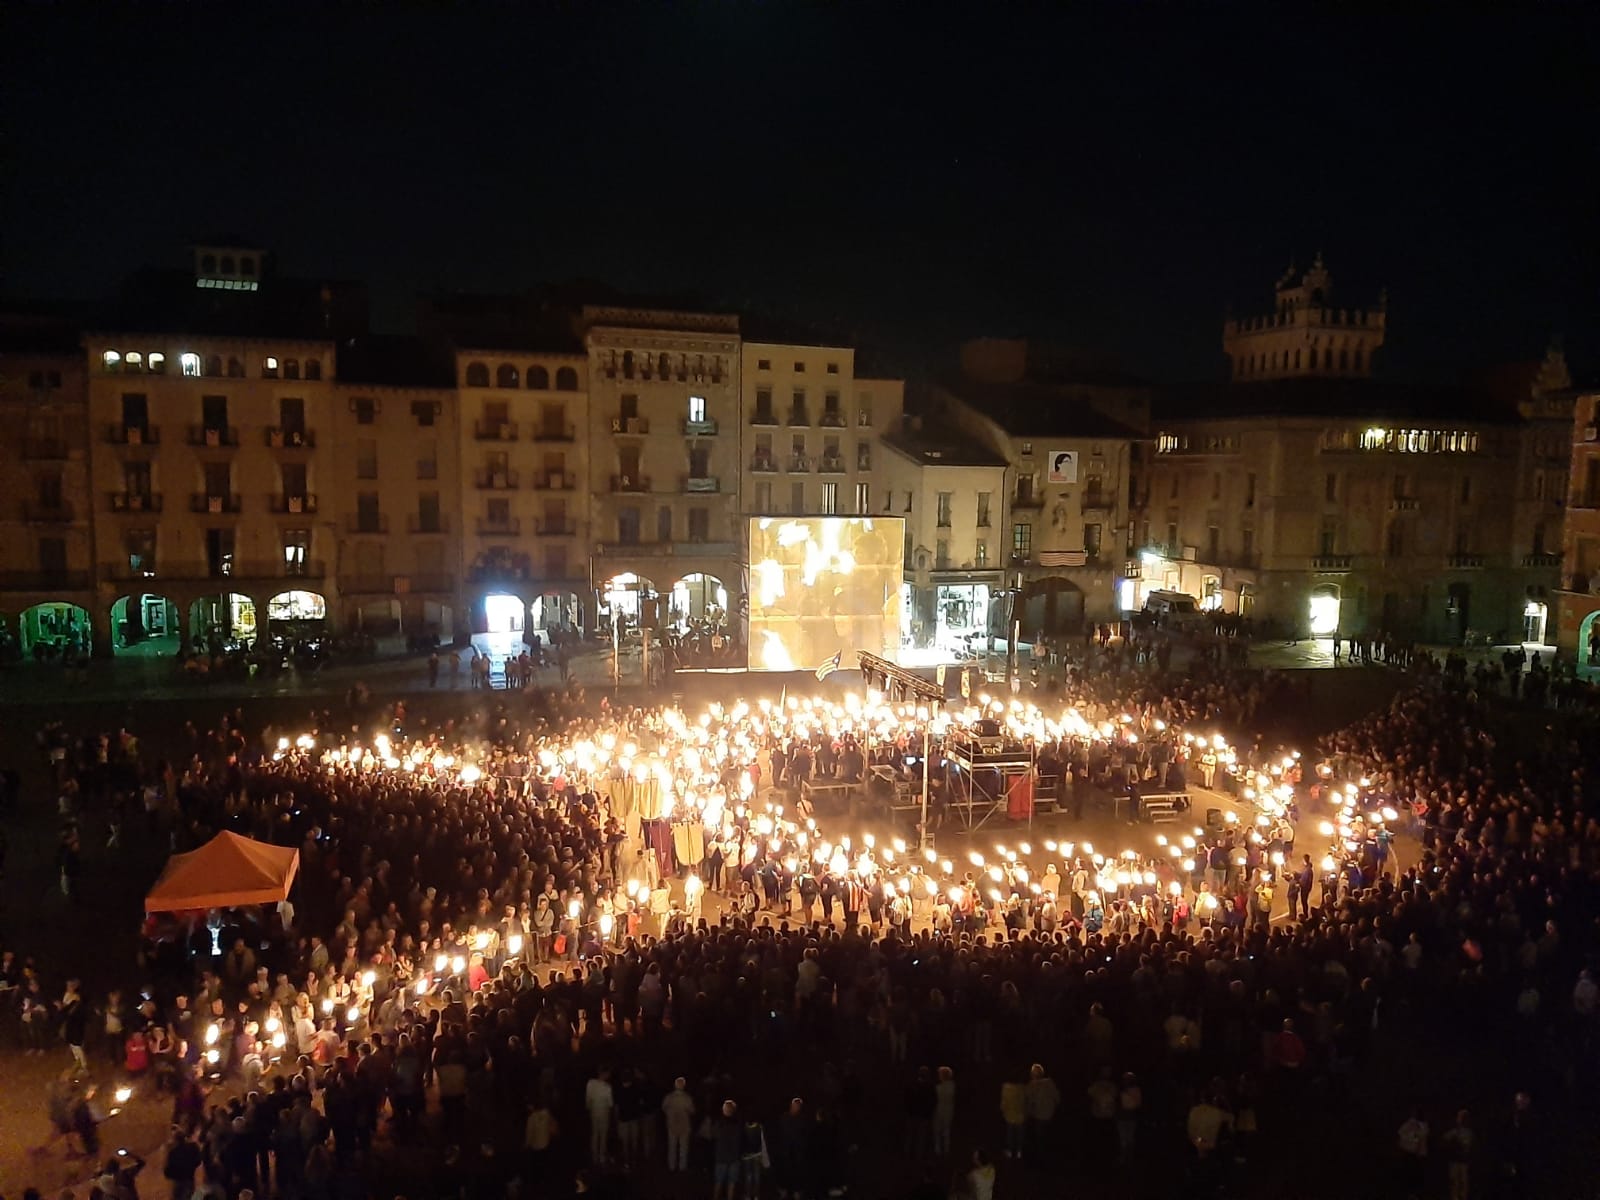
[668,573,727,630]
[14,601,91,660]
[353,597,401,637]
[1579,610,1600,677]
[1308,584,1341,638]
[190,593,258,652]
[472,591,528,659]
[266,590,327,647]
[599,573,658,636]
[111,593,181,657]
[1017,577,1085,639]
[531,591,581,634]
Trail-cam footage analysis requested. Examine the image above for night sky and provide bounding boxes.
[5,7,1596,383]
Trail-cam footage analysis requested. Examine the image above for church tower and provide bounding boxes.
[1222,254,1386,382]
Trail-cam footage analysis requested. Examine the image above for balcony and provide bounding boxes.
[0,569,91,591]
[1447,553,1485,569]
[1081,491,1112,511]
[466,564,533,585]
[103,559,325,583]
[270,494,319,515]
[1565,575,1599,595]
[266,427,315,449]
[595,540,737,557]
[406,573,455,593]
[474,468,520,490]
[21,438,69,460]
[819,410,846,428]
[338,575,400,595]
[188,425,240,448]
[189,493,243,514]
[1012,491,1045,509]
[750,455,778,474]
[610,416,650,435]
[106,423,159,446]
[611,474,652,493]
[787,456,813,473]
[818,456,846,474]
[1312,554,1353,571]
[110,492,162,513]
[407,514,449,534]
[857,453,872,472]
[344,513,390,535]
[682,417,719,436]
[533,423,577,443]
[534,470,577,491]
[534,517,577,536]
[475,420,519,441]
[750,410,779,427]
[1389,497,1420,512]
[22,501,76,523]
[476,516,522,536]
[1522,552,1561,569]
[683,476,720,493]
[787,409,810,427]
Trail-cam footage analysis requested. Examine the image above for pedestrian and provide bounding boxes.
[1441,1109,1473,1200]
[584,1067,613,1164]
[1396,1106,1428,1198]
[712,1101,743,1200]
[1024,1062,1061,1159]
[739,1110,769,1200]
[999,1075,1027,1160]
[932,1067,956,1157]
[661,1076,695,1172]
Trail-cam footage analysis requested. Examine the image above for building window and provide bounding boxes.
[1012,522,1032,558]
[1325,473,1337,502]
[975,540,988,567]
[497,363,519,388]
[180,353,201,377]
[284,359,300,380]
[1207,524,1220,561]
[1245,473,1256,508]
[1460,476,1472,504]
[936,492,953,527]
[1386,522,1404,556]
[356,439,378,480]
[858,395,873,427]
[411,400,436,427]
[305,359,322,381]
[354,397,375,425]
[755,481,772,511]
[555,366,579,390]
[1085,523,1103,560]
[755,388,774,421]
[656,505,672,542]
[976,492,991,527]
[821,482,839,515]
[356,492,381,533]
[757,359,770,371]
[826,362,839,374]
[417,492,441,533]
[1211,473,1222,501]
[688,508,710,541]
[854,481,870,514]
[688,394,707,423]
[1020,442,1033,456]
[793,361,805,373]
[791,481,805,514]
[102,350,121,371]
[935,539,949,569]
[417,438,438,480]
[857,444,872,471]
[1241,526,1254,560]
[147,352,166,374]
[904,491,913,514]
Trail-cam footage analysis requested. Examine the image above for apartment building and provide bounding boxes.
[878,420,1008,660]
[937,340,1148,633]
[1556,388,1600,671]
[0,312,94,658]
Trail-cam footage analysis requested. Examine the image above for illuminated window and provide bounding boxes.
[147,352,166,373]
[264,357,279,378]
[102,350,121,371]
[180,353,201,377]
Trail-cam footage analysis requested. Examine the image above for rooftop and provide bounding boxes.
[1153,376,1522,425]
[936,375,1146,439]
[337,334,455,389]
[882,423,1009,468]
[90,266,366,341]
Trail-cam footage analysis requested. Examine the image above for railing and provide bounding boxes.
[1012,492,1045,509]
[477,517,522,536]
[534,471,577,490]
[189,493,243,514]
[818,457,845,473]
[750,410,779,427]
[535,517,577,535]
[1312,554,1353,570]
[533,423,577,442]
[466,565,533,585]
[107,424,160,445]
[750,456,778,474]
[1522,552,1561,569]
[407,514,449,534]
[473,468,521,489]
[610,416,650,434]
[682,417,719,436]
[474,420,519,441]
[787,409,810,427]
[857,453,872,471]
[21,438,69,460]
[0,569,92,591]
[1447,553,1485,569]
[684,476,720,493]
[188,425,240,448]
[819,410,846,428]
[344,514,390,534]
[595,540,737,556]
[1389,497,1420,511]
[110,492,162,513]
[787,456,813,472]
[270,494,318,515]
[610,475,651,493]
[104,559,326,582]
[22,501,76,523]
[266,427,315,449]
[1082,491,1111,510]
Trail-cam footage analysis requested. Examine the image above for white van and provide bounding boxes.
[1143,590,1205,629]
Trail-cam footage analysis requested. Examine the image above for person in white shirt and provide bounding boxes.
[661,1076,696,1171]
[585,1067,615,1163]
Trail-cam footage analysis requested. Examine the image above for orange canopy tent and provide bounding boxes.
[145,831,300,914]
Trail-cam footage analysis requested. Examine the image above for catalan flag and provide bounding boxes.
[815,650,843,681]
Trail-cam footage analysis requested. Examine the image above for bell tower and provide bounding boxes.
[1223,254,1386,381]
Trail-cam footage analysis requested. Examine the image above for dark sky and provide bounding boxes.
[5,6,1597,382]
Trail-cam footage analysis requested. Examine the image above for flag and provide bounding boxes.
[815,651,843,681]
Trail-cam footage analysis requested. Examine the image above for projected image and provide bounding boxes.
[747,516,904,671]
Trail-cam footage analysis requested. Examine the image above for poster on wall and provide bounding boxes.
[1047,450,1079,483]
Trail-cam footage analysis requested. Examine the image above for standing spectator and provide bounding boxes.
[1441,1109,1474,1200]
[583,1067,614,1165]
[932,1067,957,1158]
[1024,1063,1061,1159]
[712,1101,743,1200]
[661,1076,695,1172]
[739,1111,769,1199]
[1115,1072,1142,1161]
[1396,1106,1428,1198]
[999,1075,1027,1160]
[59,979,88,1069]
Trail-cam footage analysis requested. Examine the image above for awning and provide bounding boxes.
[144,830,299,914]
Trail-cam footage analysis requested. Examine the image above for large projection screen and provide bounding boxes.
[747,516,904,672]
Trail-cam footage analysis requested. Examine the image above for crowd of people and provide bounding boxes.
[4,645,1600,1200]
